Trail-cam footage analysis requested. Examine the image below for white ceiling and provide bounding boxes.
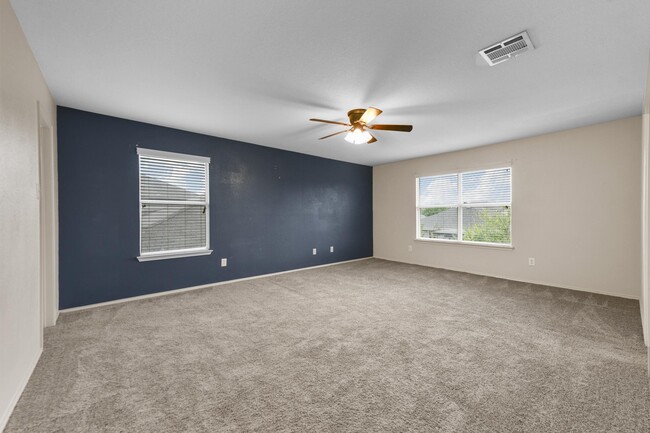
[11,0,650,166]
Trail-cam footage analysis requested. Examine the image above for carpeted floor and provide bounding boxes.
[4,259,650,432]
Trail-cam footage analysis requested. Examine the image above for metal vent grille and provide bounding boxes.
[479,31,534,66]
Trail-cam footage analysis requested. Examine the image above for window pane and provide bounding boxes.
[461,168,511,204]
[419,174,458,207]
[141,204,206,253]
[419,207,458,240]
[140,157,206,202]
[462,206,511,244]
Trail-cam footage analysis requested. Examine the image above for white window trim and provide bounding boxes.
[414,238,514,249]
[137,147,210,164]
[136,147,212,261]
[137,248,213,262]
[415,166,513,248]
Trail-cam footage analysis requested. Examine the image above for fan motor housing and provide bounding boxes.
[347,109,367,124]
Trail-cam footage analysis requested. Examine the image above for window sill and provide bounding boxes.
[414,238,514,250]
[137,249,213,262]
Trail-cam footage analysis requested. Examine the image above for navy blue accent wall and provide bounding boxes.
[57,107,373,308]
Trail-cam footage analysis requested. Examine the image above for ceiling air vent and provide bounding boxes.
[479,31,534,66]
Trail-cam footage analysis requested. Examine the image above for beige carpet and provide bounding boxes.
[5,259,650,432]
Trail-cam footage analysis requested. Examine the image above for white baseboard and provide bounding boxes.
[0,348,42,432]
[60,257,373,314]
[641,300,649,347]
[373,256,640,300]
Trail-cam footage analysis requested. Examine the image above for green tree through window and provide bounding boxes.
[463,208,511,244]
[421,207,447,217]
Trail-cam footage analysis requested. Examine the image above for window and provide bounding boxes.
[137,148,212,261]
[417,167,511,246]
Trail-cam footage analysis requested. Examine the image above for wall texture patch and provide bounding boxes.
[58,107,373,308]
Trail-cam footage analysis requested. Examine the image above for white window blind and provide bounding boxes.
[417,167,511,245]
[137,148,211,260]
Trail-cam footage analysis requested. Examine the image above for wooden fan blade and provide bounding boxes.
[359,107,382,124]
[367,133,377,144]
[319,130,348,140]
[369,124,413,132]
[309,118,350,126]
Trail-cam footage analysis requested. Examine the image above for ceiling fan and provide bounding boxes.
[309,107,413,144]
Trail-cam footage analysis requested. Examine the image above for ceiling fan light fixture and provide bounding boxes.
[310,107,412,144]
[345,127,372,144]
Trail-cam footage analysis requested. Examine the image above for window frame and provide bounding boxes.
[415,166,513,248]
[136,147,212,262]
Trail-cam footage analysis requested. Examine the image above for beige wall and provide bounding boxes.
[374,116,642,300]
[639,113,650,342]
[0,0,57,428]
[642,57,650,348]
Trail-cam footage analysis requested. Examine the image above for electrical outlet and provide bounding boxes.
[528,258,535,266]
[312,248,317,255]
[221,258,227,267]
[330,246,334,253]
[408,245,413,252]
